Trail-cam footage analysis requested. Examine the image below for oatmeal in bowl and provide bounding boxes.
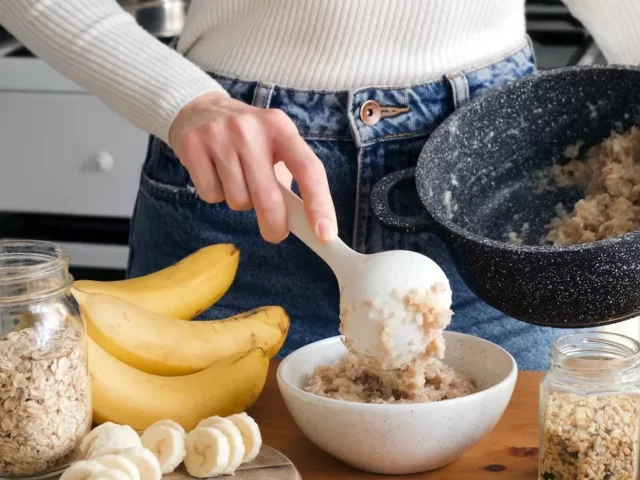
[305,352,476,404]
[310,281,477,405]
[277,332,517,475]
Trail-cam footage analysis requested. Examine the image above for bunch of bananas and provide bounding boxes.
[72,244,290,431]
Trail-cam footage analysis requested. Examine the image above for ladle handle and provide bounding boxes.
[278,182,359,280]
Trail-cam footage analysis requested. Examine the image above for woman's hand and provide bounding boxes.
[168,91,338,244]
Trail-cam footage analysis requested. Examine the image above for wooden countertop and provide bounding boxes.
[248,361,543,479]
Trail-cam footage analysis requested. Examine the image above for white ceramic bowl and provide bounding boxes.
[277,332,518,475]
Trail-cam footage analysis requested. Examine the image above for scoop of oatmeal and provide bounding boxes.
[310,284,475,404]
[340,284,453,371]
[305,353,476,404]
[546,126,640,245]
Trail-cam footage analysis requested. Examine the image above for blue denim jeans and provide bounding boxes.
[128,39,570,370]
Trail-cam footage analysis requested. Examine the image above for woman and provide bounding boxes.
[2,1,638,370]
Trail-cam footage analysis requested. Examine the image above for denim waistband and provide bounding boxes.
[197,39,535,147]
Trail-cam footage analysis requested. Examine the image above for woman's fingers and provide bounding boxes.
[269,111,337,242]
[210,122,253,211]
[235,117,288,243]
[274,161,293,189]
[178,131,224,203]
[171,92,337,244]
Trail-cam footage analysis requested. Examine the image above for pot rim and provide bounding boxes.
[416,63,640,254]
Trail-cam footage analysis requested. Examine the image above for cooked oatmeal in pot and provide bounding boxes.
[546,126,640,245]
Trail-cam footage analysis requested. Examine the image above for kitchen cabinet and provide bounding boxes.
[0,56,149,218]
[0,56,148,273]
[0,91,147,218]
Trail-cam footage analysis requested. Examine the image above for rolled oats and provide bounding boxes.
[540,392,640,480]
[0,321,91,477]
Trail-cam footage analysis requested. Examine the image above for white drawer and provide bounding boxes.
[2,237,129,271]
[0,91,149,218]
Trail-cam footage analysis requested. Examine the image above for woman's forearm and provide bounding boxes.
[564,0,640,65]
[0,0,225,143]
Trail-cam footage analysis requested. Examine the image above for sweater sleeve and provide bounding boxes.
[563,0,640,65]
[0,0,227,144]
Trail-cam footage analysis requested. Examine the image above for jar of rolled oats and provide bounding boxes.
[0,240,91,479]
[539,331,640,480]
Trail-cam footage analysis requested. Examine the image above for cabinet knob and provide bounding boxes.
[93,151,114,172]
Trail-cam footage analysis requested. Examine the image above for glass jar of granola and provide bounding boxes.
[539,331,640,480]
[0,240,91,479]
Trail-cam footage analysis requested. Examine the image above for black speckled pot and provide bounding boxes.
[370,65,640,328]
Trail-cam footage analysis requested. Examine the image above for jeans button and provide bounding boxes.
[360,100,381,126]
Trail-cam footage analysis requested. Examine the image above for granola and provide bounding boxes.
[540,392,640,480]
[0,314,92,476]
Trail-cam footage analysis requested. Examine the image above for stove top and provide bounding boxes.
[526,0,605,68]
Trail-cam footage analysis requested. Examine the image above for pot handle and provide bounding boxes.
[370,168,432,233]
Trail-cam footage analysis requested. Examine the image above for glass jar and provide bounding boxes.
[539,331,640,480]
[0,240,91,479]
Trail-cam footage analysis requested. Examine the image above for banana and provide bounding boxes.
[95,456,140,480]
[78,423,123,459]
[145,419,185,436]
[140,425,186,474]
[73,244,240,320]
[228,413,263,463]
[60,461,106,480]
[184,427,230,478]
[195,415,225,429]
[75,290,288,375]
[210,421,245,475]
[89,337,269,431]
[87,425,142,459]
[87,469,130,480]
[120,448,162,480]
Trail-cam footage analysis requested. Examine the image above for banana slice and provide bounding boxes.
[60,460,107,480]
[195,415,226,429]
[121,447,162,480]
[88,425,142,459]
[194,416,244,473]
[78,423,122,460]
[184,427,230,478]
[95,455,140,480]
[87,469,131,480]
[227,413,263,463]
[211,421,245,475]
[146,419,186,436]
[140,425,186,474]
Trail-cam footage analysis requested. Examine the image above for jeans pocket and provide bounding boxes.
[140,136,199,203]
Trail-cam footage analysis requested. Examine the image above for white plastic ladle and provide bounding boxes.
[278,183,452,368]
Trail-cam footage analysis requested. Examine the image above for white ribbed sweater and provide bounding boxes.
[1,0,640,145]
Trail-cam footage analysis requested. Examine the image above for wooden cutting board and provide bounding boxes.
[165,446,301,480]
